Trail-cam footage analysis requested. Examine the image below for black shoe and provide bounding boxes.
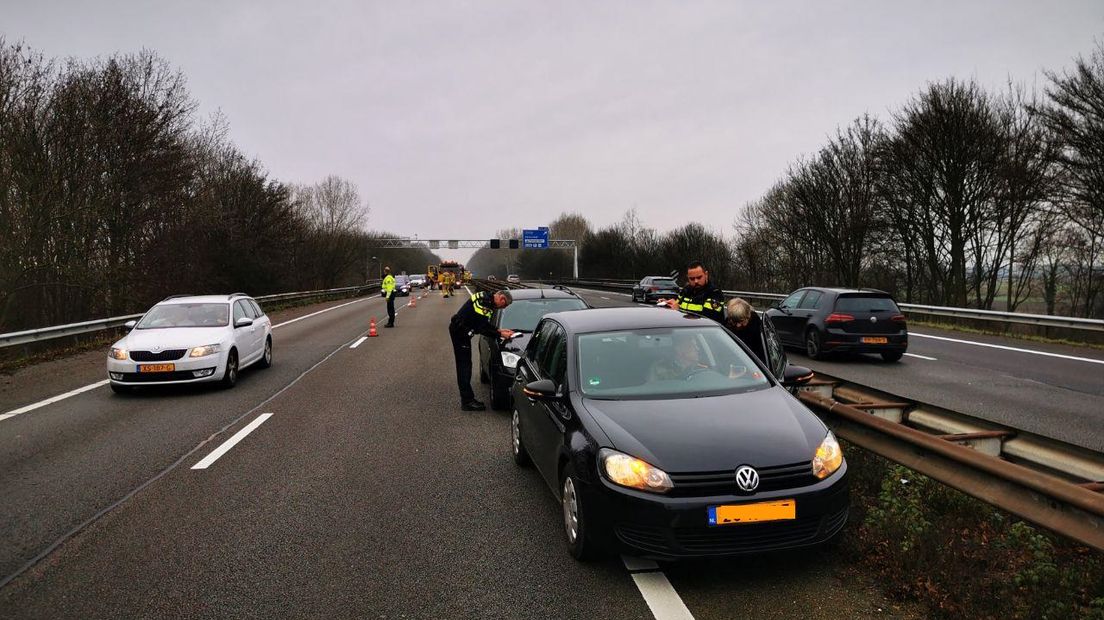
[384,323,394,328]
[461,400,486,411]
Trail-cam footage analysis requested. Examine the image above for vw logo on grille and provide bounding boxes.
[735,465,759,492]
[870,316,878,323]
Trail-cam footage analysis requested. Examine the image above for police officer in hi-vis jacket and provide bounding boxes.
[449,290,513,411]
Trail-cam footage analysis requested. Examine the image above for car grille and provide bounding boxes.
[130,349,187,362]
[667,461,818,497]
[616,505,848,557]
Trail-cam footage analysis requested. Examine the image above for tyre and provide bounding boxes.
[110,383,132,395]
[561,464,604,561]
[881,350,904,362]
[257,337,273,369]
[805,328,824,360]
[511,409,531,467]
[490,377,512,411]
[219,349,239,389]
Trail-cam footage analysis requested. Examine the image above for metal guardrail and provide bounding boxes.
[796,374,1104,552]
[0,281,382,349]
[551,279,1104,333]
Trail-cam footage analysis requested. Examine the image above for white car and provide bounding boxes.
[507,274,521,284]
[106,293,273,393]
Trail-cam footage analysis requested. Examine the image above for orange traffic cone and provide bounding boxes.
[408,295,417,308]
[368,317,378,337]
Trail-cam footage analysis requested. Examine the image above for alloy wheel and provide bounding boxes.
[512,411,521,456]
[562,477,579,544]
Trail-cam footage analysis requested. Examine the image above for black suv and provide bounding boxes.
[631,276,679,304]
[478,286,590,410]
[765,288,908,361]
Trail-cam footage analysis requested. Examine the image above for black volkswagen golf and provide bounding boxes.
[511,307,848,560]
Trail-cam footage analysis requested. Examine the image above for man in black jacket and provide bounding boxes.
[662,260,725,322]
[450,290,514,411]
[724,297,766,365]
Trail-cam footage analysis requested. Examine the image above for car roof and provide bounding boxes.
[543,306,714,333]
[800,287,892,296]
[160,295,239,305]
[506,288,583,300]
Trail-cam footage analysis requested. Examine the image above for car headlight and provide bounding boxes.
[109,347,128,360]
[599,448,673,493]
[812,431,844,479]
[500,352,521,368]
[189,344,221,358]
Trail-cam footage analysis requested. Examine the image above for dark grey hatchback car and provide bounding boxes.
[511,307,848,560]
[766,288,908,361]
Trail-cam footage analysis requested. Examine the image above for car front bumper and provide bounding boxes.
[106,353,226,385]
[587,462,849,559]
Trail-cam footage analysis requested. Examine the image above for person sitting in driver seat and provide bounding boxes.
[648,333,709,381]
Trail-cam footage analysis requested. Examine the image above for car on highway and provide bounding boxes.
[765,287,908,361]
[408,274,427,288]
[631,276,680,304]
[479,286,590,410]
[393,275,412,297]
[106,293,273,393]
[507,274,521,284]
[510,307,845,560]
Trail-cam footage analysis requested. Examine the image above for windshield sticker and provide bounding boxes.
[588,377,601,386]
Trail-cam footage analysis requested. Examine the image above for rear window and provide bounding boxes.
[835,295,899,313]
[498,298,588,331]
[651,279,677,288]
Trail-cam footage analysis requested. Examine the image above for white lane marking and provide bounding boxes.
[272,297,370,329]
[601,296,611,300]
[910,332,1104,366]
[350,336,368,349]
[191,413,273,469]
[0,380,111,421]
[621,556,695,620]
[903,353,937,361]
[1,296,381,423]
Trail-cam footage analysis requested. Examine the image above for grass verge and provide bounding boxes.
[840,442,1104,619]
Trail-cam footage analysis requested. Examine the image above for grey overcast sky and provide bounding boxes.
[4,1,1103,257]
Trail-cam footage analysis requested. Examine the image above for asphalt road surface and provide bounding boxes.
[0,290,920,619]
[574,288,1104,452]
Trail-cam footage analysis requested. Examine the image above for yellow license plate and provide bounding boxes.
[139,364,175,373]
[862,337,888,344]
[708,500,796,526]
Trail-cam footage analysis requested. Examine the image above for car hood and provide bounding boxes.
[122,327,229,351]
[580,387,827,472]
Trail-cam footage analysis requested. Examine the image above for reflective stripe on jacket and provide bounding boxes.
[382,275,396,298]
[676,283,725,322]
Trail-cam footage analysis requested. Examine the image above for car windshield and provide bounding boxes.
[577,326,771,399]
[498,299,587,331]
[835,295,899,313]
[651,278,677,288]
[136,303,229,329]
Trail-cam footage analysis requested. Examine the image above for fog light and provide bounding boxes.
[109,373,124,380]
[192,368,215,378]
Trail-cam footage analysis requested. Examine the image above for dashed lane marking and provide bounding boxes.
[903,353,937,361]
[350,336,368,349]
[191,413,273,469]
[621,556,696,620]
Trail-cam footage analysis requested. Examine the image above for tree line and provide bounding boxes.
[474,44,1104,318]
[0,40,438,332]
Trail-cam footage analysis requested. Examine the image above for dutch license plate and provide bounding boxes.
[708,500,796,526]
[862,337,888,344]
[139,363,175,373]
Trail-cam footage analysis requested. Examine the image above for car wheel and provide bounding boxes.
[219,349,239,389]
[257,337,273,369]
[881,351,903,362]
[110,383,132,395]
[511,410,531,467]
[805,328,824,360]
[490,378,511,411]
[561,465,603,561]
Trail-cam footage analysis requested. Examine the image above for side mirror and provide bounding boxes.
[235,317,254,328]
[124,320,138,330]
[523,379,561,400]
[781,364,814,388]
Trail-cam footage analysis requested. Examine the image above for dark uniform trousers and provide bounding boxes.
[386,293,396,326]
[449,322,476,403]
